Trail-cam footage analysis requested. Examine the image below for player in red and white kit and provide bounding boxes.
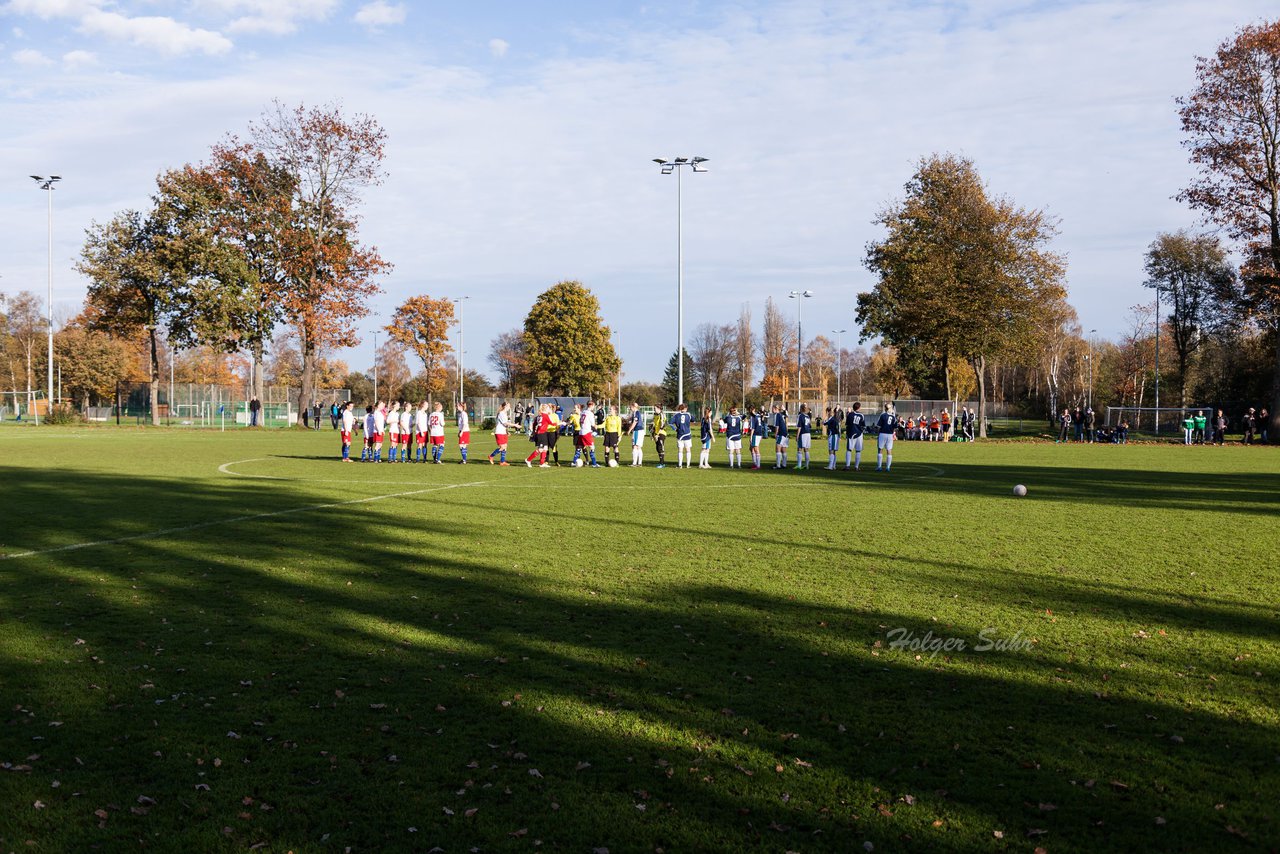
[428,402,446,463]
[339,401,356,462]
[397,403,412,462]
[456,403,471,464]
[489,401,511,465]
[371,401,387,462]
[414,401,429,462]
[385,401,401,461]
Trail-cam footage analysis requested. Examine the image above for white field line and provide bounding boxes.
[0,481,488,561]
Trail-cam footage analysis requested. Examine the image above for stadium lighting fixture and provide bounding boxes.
[652,156,709,405]
[833,328,847,404]
[454,296,471,406]
[31,175,61,412]
[789,290,814,407]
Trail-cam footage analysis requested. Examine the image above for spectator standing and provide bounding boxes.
[1085,407,1097,443]
[1193,410,1207,445]
[1214,409,1227,445]
[249,396,261,427]
[1242,408,1256,444]
[1260,408,1270,443]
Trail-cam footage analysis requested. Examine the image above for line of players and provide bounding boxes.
[337,398,905,472]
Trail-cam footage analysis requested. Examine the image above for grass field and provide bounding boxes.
[1,426,1277,852]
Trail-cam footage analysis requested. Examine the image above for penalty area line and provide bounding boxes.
[0,481,489,561]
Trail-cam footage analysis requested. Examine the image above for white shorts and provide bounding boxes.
[798,433,811,449]
[776,436,789,448]
[726,438,741,451]
[678,438,693,449]
[847,435,864,452]
[877,432,894,451]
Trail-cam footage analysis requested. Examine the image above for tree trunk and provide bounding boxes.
[251,339,264,405]
[148,326,161,427]
[297,328,315,429]
[1271,331,1280,444]
[972,355,987,439]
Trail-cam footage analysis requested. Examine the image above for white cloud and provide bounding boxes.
[218,0,339,35]
[78,9,232,56]
[353,1,406,30]
[13,26,27,37]
[13,46,53,65]
[62,48,95,67]
[488,37,508,58]
[4,0,97,19]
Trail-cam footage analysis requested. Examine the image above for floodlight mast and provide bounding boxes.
[652,156,709,406]
[789,290,814,408]
[31,175,61,413]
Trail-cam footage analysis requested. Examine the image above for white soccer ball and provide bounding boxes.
[1012,484,1028,497]
[608,458,618,467]
[574,458,583,468]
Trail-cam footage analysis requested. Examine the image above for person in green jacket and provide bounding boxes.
[1193,410,1207,445]
[1183,413,1195,445]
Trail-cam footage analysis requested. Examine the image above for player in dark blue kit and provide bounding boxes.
[748,407,765,469]
[875,403,898,472]
[794,403,813,470]
[845,402,866,471]
[772,404,789,468]
[671,404,694,469]
[823,406,842,470]
[698,408,714,468]
[722,407,744,468]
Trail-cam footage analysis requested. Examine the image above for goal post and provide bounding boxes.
[1105,406,1213,433]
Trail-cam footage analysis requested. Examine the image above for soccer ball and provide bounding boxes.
[574,458,583,468]
[1012,484,1028,497]
[608,459,618,467]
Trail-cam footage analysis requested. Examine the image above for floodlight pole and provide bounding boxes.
[789,290,813,408]
[653,157,708,406]
[833,328,846,405]
[32,175,60,412]
[454,296,470,406]
[1153,289,1160,434]
[373,329,379,402]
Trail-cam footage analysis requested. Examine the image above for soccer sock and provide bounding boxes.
[855,450,861,468]
[886,453,892,471]
[877,450,883,469]
[589,450,597,465]
[342,446,349,460]
[461,446,468,462]
[500,448,507,462]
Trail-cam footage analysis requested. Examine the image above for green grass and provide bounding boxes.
[1,427,1277,852]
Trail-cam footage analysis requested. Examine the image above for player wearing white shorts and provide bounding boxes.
[722,407,743,468]
[671,404,694,468]
[823,406,841,470]
[875,404,898,472]
[772,404,789,468]
[795,403,812,470]
[844,402,866,471]
[747,408,764,469]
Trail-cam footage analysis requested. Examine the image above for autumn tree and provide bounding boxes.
[0,291,46,396]
[732,303,756,409]
[760,296,794,402]
[689,322,734,412]
[251,101,389,421]
[78,209,185,425]
[373,338,413,401]
[386,296,453,403]
[802,335,837,394]
[869,344,912,399]
[859,153,1067,437]
[1143,231,1237,407]
[1178,19,1280,437]
[521,281,620,396]
[53,319,133,410]
[487,329,528,397]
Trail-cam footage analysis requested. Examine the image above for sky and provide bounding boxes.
[2,0,1276,385]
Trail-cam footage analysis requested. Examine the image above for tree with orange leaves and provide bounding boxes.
[251,101,389,421]
[385,296,454,403]
[1178,19,1280,439]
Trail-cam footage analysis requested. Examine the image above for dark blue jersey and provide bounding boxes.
[700,417,712,441]
[797,412,811,434]
[724,414,743,440]
[824,414,841,435]
[876,412,898,433]
[672,411,693,441]
[772,411,789,438]
[845,410,866,438]
[748,414,764,436]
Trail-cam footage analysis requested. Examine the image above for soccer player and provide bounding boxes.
[875,403,898,472]
[603,405,622,465]
[650,404,667,468]
[414,401,429,461]
[747,407,764,469]
[795,403,812,469]
[456,402,471,464]
[844,402,866,471]
[362,405,376,462]
[578,401,600,467]
[385,401,401,461]
[372,401,387,462]
[339,401,356,462]
[772,404,789,468]
[568,404,584,466]
[428,402,447,463]
[546,406,564,465]
[698,408,714,468]
[823,406,841,469]
[630,403,646,466]
[723,406,743,468]
[490,402,511,465]
[669,404,693,468]
[940,408,951,441]
[526,403,551,467]
[398,402,412,461]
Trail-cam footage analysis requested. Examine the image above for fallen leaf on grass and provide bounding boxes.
[464,808,478,817]
[33,801,45,810]
[528,768,543,778]
[510,828,528,838]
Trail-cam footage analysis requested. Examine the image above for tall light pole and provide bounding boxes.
[788,290,813,407]
[454,296,470,406]
[652,156,708,405]
[1153,289,1161,434]
[372,329,379,402]
[31,175,60,410]
[1087,328,1096,412]
[833,328,846,405]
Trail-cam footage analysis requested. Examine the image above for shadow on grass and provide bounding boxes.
[1,465,1277,852]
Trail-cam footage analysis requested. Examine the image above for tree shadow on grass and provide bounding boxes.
[0,466,1277,852]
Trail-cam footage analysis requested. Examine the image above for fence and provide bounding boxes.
[110,382,351,427]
